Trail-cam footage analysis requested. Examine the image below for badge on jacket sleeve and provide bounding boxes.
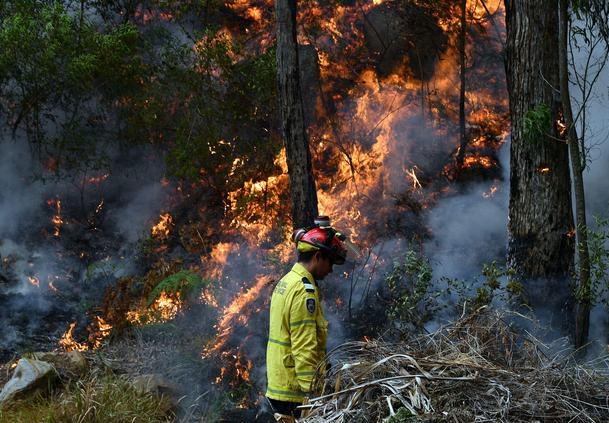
[306,298,316,314]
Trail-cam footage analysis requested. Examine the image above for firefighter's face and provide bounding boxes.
[311,251,334,280]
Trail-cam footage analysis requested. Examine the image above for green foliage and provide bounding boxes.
[523,103,552,144]
[577,215,609,304]
[147,270,208,306]
[386,250,433,326]
[0,0,145,172]
[468,261,519,312]
[163,33,281,192]
[384,407,415,422]
[1,1,282,201]
[384,250,523,329]
[386,251,523,328]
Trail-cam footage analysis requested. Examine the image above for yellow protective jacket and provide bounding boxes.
[266,263,328,403]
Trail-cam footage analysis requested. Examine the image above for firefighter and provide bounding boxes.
[265,218,348,422]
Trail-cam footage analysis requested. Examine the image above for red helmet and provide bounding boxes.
[293,226,347,265]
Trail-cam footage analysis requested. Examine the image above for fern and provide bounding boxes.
[523,103,552,144]
[147,270,207,306]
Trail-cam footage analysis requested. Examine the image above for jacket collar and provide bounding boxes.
[292,262,316,285]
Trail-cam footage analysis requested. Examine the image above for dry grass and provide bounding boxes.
[302,308,609,422]
[0,371,175,423]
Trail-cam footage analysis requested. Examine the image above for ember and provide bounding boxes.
[47,198,63,237]
[151,213,173,239]
[27,276,40,287]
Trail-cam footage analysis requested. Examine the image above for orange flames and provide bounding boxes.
[483,183,499,198]
[85,173,109,185]
[59,316,113,352]
[227,149,290,249]
[151,213,173,239]
[47,198,63,237]
[215,351,253,387]
[126,290,184,325]
[462,155,496,169]
[203,275,272,359]
[59,322,89,352]
[197,0,508,390]
[27,276,40,287]
[55,0,510,394]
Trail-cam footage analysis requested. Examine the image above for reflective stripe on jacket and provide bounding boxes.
[266,263,328,403]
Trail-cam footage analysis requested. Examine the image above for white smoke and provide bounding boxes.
[570,27,609,347]
[0,134,171,355]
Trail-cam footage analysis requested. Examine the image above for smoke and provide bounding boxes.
[0,141,48,238]
[111,181,167,243]
[571,33,609,347]
[424,143,510,281]
[0,135,171,357]
[0,140,63,355]
[577,59,609,219]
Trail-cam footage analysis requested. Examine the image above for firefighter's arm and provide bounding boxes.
[289,289,320,393]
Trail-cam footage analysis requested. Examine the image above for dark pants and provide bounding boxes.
[267,397,302,418]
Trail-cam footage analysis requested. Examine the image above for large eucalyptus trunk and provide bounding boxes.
[505,0,575,334]
[275,0,319,229]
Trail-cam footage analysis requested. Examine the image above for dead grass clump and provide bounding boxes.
[0,372,175,423]
[303,308,609,422]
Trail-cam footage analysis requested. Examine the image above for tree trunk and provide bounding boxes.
[275,0,319,229]
[505,0,575,334]
[558,0,591,349]
[456,0,467,168]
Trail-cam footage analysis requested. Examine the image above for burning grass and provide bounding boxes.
[303,308,609,422]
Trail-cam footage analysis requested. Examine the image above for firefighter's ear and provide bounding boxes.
[314,250,330,263]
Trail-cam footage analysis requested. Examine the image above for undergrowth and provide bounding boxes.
[0,373,175,423]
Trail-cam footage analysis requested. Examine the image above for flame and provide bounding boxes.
[86,173,109,184]
[47,198,63,237]
[59,322,89,352]
[151,213,173,239]
[216,351,253,387]
[207,242,238,273]
[92,0,510,392]
[556,117,567,137]
[245,7,263,21]
[406,167,422,190]
[462,155,496,169]
[201,288,219,308]
[134,5,174,24]
[95,199,104,214]
[126,290,184,325]
[88,316,113,349]
[227,150,289,247]
[150,291,180,320]
[483,183,499,198]
[203,275,271,358]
